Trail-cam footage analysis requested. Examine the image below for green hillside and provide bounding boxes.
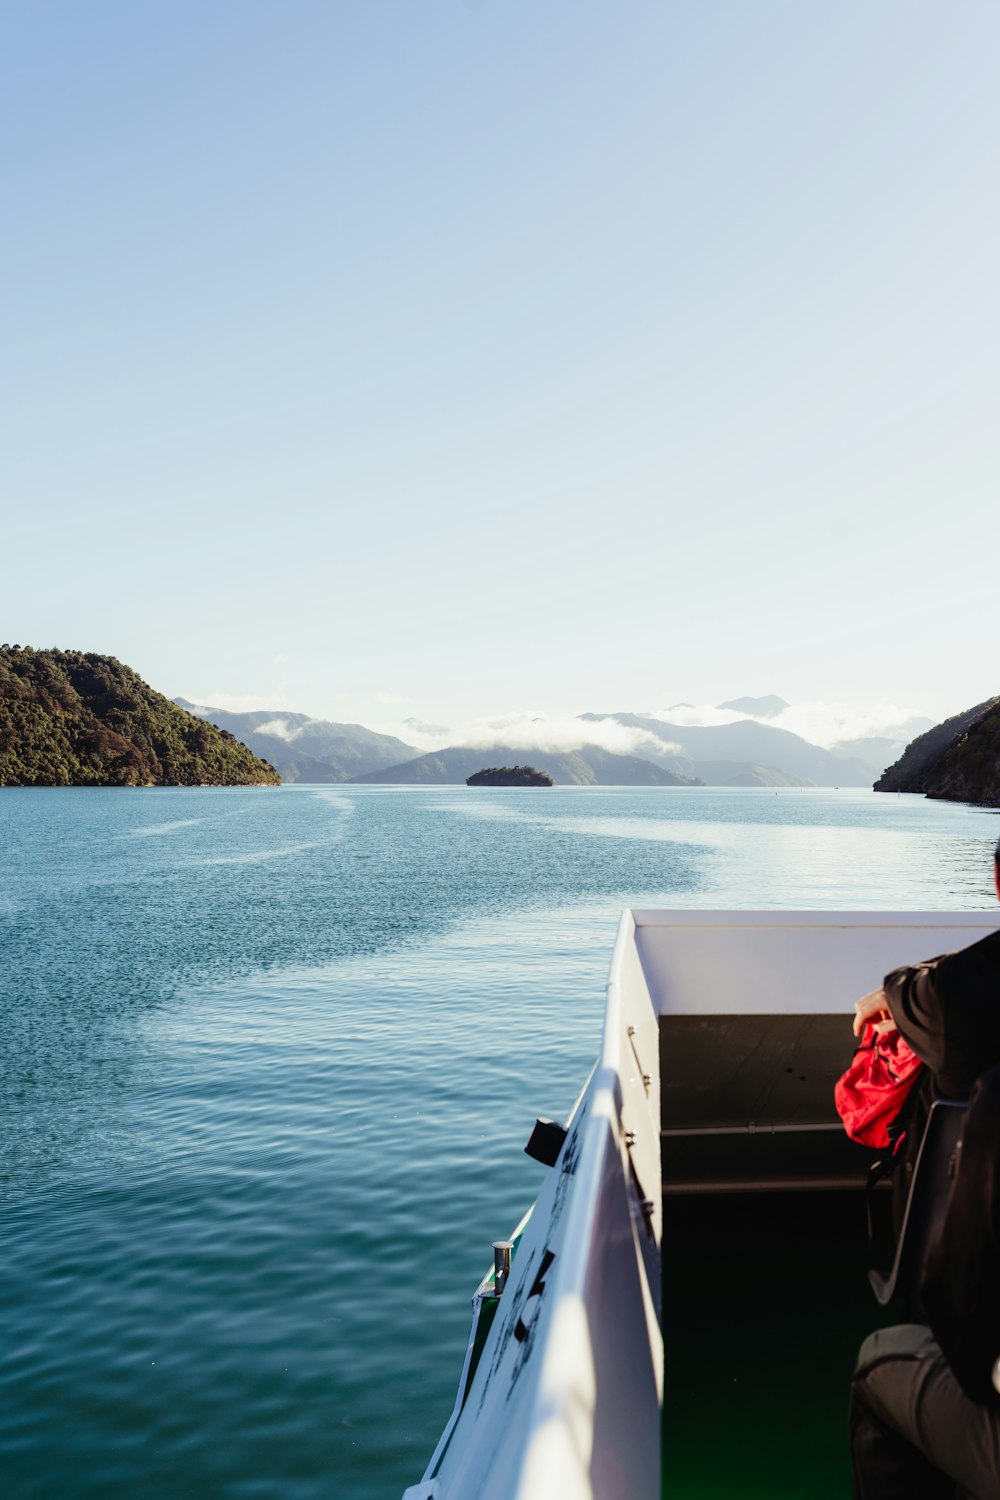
[0,647,280,787]
[914,701,1000,806]
[874,697,1000,801]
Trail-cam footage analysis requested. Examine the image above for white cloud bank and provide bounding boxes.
[646,701,929,749]
[770,702,931,748]
[648,705,743,729]
[373,711,680,759]
[189,693,931,760]
[252,717,302,743]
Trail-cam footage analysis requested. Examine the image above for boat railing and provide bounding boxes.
[403,909,663,1500]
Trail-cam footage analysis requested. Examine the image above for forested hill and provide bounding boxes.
[875,696,1000,804]
[0,647,280,787]
[874,696,1000,803]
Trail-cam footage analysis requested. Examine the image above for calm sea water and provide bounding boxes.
[1,785,997,1499]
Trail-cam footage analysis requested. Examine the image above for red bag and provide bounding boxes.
[834,1023,924,1148]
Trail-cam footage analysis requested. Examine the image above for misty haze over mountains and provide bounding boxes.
[175,696,933,788]
[352,745,697,788]
[172,702,414,783]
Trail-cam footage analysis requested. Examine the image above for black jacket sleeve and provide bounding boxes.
[883,954,949,1079]
[884,931,1000,1101]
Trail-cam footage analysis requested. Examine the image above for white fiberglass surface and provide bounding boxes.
[630,910,998,1017]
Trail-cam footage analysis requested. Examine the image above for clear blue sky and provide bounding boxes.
[3,1,998,727]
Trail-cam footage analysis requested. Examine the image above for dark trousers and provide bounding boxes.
[850,1325,1000,1500]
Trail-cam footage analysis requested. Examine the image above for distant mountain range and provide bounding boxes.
[177,695,930,788]
[715,694,790,718]
[689,760,811,789]
[875,697,1000,805]
[349,745,698,787]
[174,702,417,782]
[579,712,879,785]
[0,649,958,795]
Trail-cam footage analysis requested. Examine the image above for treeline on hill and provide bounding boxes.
[0,647,280,787]
[466,765,554,786]
[875,695,1000,806]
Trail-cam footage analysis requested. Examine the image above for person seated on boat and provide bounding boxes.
[852,842,1000,1101]
[852,836,1000,1213]
[849,1060,1000,1500]
[848,839,1000,1499]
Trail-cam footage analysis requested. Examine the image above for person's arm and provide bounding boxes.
[881,957,948,1074]
[853,959,949,1069]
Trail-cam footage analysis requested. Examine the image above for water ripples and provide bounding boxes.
[0,785,997,1498]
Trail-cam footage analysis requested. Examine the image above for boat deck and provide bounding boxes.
[661,1188,880,1498]
[657,1000,885,1497]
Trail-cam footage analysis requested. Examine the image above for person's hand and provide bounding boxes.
[853,986,898,1038]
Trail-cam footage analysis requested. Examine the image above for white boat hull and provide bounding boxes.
[405,909,996,1500]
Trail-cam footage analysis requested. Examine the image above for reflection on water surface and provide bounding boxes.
[0,786,994,1497]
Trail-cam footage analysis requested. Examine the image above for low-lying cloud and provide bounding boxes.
[191,692,931,760]
[768,702,930,748]
[375,711,680,759]
[253,717,303,743]
[647,701,929,749]
[648,705,742,729]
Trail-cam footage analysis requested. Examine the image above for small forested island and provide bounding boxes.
[0,646,281,787]
[466,765,554,787]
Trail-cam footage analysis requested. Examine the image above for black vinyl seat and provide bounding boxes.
[869,1099,967,1317]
